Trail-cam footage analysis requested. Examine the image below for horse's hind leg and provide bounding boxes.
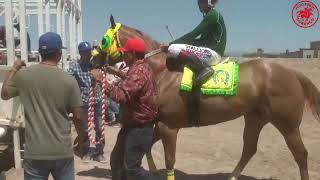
[228,110,268,180]
[157,121,179,180]
[267,86,308,180]
[272,122,309,180]
[146,122,161,173]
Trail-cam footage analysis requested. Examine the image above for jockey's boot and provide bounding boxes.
[184,55,214,86]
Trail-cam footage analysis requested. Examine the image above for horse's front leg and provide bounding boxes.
[158,121,179,180]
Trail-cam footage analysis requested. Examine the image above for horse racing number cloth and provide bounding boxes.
[180,60,239,95]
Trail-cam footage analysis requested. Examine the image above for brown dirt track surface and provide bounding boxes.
[1,58,320,180]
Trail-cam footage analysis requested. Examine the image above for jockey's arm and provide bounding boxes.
[171,10,218,45]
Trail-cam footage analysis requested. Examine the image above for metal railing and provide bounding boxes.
[0,0,82,71]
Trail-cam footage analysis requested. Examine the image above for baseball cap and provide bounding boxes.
[38,32,66,54]
[117,38,145,53]
[78,41,92,53]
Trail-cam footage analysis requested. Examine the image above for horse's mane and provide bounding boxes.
[120,25,161,51]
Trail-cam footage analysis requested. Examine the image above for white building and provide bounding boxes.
[0,0,83,70]
[302,49,315,59]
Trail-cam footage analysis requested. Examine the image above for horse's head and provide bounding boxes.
[90,15,126,69]
[90,15,166,75]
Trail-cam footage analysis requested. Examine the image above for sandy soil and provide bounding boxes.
[1,58,320,180]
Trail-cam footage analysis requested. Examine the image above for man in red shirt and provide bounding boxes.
[92,38,158,180]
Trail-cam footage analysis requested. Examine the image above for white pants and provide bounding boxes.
[168,44,221,66]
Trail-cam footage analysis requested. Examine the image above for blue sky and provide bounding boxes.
[81,0,320,54]
[1,0,319,54]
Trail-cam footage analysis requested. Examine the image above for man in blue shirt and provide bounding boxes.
[68,42,106,163]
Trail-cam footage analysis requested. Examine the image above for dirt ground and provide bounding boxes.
[1,58,320,180]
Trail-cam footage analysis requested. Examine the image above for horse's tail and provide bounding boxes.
[295,71,320,123]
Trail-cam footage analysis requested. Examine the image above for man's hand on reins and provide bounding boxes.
[106,66,126,79]
[91,66,126,81]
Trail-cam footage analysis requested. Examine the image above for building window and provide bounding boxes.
[306,55,312,58]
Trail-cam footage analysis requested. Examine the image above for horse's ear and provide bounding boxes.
[110,14,116,29]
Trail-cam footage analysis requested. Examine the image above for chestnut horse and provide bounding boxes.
[91,17,320,180]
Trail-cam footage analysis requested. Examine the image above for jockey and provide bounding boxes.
[164,0,227,85]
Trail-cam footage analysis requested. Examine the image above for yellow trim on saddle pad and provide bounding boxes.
[180,60,239,96]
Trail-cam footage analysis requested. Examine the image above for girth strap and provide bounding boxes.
[187,85,201,127]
